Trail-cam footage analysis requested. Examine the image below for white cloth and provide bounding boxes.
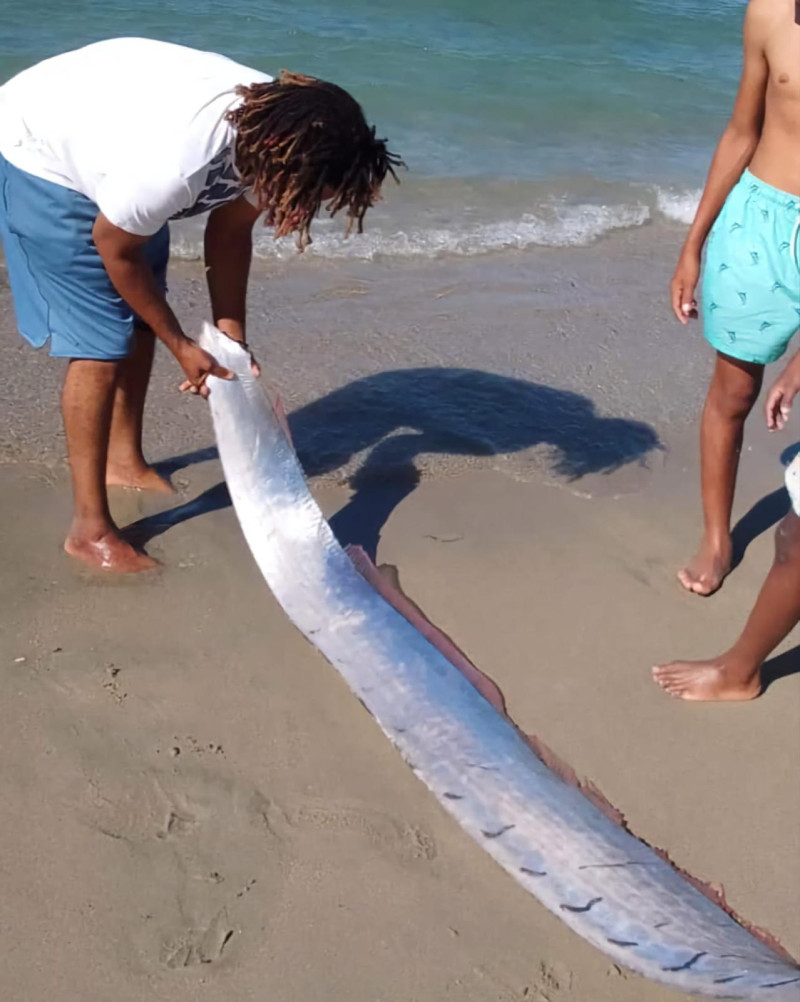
[0,38,272,235]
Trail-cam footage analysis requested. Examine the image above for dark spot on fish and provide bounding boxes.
[394,726,407,734]
[443,792,463,800]
[561,897,603,913]
[654,921,671,929]
[713,976,745,985]
[470,763,499,772]
[607,938,638,948]
[520,867,547,877]
[578,861,653,870]
[719,954,782,964]
[481,824,515,839]
[662,952,707,972]
[762,978,800,989]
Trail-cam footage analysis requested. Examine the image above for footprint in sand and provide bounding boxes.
[535,960,572,996]
[158,808,199,840]
[81,762,434,974]
[84,774,290,972]
[86,780,202,844]
[457,959,571,1001]
[160,908,234,969]
[287,797,437,862]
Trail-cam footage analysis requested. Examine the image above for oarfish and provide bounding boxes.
[201,323,800,1000]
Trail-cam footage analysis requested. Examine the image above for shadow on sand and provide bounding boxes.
[127,367,662,556]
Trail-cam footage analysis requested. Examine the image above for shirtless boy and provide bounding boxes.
[671,0,800,597]
[0,39,399,573]
[653,0,800,700]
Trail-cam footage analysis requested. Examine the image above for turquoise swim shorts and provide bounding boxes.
[702,169,800,365]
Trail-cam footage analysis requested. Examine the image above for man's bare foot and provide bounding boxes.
[106,462,175,494]
[677,534,732,596]
[651,657,761,702]
[64,529,158,573]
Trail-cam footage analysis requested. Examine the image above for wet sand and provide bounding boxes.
[1,229,798,1001]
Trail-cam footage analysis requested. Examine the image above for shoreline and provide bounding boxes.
[0,225,748,466]
[4,224,794,493]
[168,180,701,264]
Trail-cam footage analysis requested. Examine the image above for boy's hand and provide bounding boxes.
[765,354,800,431]
[670,249,700,324]
[176,338,234,398]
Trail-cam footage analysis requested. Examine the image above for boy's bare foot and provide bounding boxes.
[678,534,732,596]
[651,656,761,702]
[64,529,158,573]
[106,462,175,494]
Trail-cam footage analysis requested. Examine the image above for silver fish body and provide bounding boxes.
[202,324,800,1000]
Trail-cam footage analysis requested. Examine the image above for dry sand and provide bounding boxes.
[1,231,798,1001]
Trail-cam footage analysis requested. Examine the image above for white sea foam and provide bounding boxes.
[171,201,651,262]
[168,182,704,264]
[654,186,701,224]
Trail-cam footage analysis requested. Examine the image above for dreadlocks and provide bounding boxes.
[227,71,403,251]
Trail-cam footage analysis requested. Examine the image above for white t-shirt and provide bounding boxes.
[0,38,272,236]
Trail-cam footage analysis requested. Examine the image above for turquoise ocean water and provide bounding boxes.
[1,0,746,258]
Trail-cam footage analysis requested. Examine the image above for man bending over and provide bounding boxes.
[0,38,400,572]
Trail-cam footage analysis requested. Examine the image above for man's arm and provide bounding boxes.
[93,214,232,396]
[671,0,770,323]
[205,195,262,345]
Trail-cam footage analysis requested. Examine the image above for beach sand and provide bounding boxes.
[1,227,798,1001]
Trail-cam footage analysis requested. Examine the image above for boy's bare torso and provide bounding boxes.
[750,0,800,193]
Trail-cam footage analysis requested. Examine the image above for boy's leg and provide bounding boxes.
[656,510,800,700]
[679,352,763,596]
[106,325,174,493]
[62,357,158,573]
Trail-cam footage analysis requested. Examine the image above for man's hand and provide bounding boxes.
[765,354,800,431]
[218,329,261,378]
[670,249,700,324]
[176,339,234,398]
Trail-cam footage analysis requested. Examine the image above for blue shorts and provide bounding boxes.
[0,153,169,361]
[702,170,800,366]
